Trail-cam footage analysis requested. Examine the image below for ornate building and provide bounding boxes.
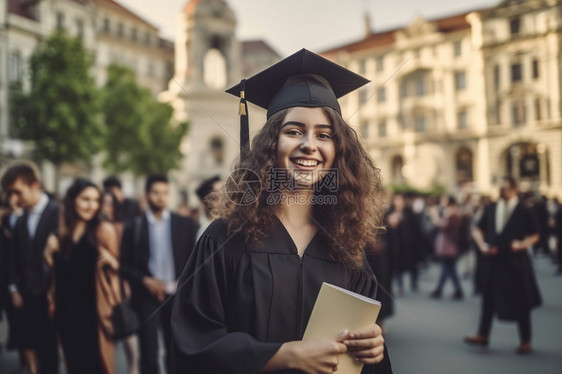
[323,0,562,198]
[161,0,280,200]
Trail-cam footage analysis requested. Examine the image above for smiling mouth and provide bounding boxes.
[293,159,320,167]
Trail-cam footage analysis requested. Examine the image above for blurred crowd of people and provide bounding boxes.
[1,160,561,373]
[0,161,222,374]
[372,176,561,354]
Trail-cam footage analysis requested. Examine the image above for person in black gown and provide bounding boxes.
[171,49,392,374]
[44,178,120,374]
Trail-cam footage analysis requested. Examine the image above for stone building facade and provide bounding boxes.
[323,0,562,198]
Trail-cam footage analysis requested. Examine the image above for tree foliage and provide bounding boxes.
[102,64,188,176]
[10,30,104,167]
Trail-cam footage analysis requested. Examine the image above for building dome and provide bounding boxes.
[183,0,235,22]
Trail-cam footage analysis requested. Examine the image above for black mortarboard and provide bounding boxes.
[226,48,370,157]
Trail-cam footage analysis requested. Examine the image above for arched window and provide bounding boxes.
[391,155,404,184]
[505,142,548,183]
[203,48,227,89]
[210,137,224,165]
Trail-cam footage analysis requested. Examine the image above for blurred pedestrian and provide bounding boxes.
[44,178,120,374]
[102,190,140,374]
[103,176,142,222]
[194,175,222,239]
[529,194,549,257]
[465,176,541,354]
[387,194,422,294]
[0,192,25,371]
[120,175,197,374]
[1,161,59,374]
[429,196,467,300]
[368,214,394,329]
[554,199,562,275]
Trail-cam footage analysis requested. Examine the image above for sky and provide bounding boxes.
[117,0,500,55]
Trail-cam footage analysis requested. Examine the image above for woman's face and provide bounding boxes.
[276,107,335,188]
[75,187,100,222]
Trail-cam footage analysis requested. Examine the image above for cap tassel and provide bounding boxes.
[239,79,250,158]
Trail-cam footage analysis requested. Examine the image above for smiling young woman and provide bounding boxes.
[44,178,121,374]
[171,49,392,374]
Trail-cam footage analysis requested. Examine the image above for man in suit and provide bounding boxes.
[465,176,541,355]
[120,175,197,374]
[1,162,59,374]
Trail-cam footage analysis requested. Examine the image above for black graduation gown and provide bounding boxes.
[171,218,393,374]
[477,202,542,321]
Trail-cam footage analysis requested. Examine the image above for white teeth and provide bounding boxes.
[295,159,319,167]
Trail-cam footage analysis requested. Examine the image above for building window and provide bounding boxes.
[378,121,387,137]
[458,110,468,129]
[10,51,23,82]
[377,87,386,102]
[210,138,224,165]
[532,59,539,79]
[414,116,426,132]
[391,156,405,184]
[360,121,369,138]
[456,148,473,184]
[493,65,500,90]
[117,23,124,37]
[358,87,368,104]
[416,78,426,96]
[357,60,366,75]
[76,19,84,38]
[453,41,462,57]
[495,101,502,124]
[511,63,522,83]
[131,28,138,41]
[145,32,151,45]
[376,56,384,72]
[534,98,542,121]
[455,71,466,91]
[103,18,110,32]
[56,12,65,29]
[510,18,521,35]
[512,100,526,126]
[166,62,174,79]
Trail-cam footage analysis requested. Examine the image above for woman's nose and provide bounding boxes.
[300,134,317,153]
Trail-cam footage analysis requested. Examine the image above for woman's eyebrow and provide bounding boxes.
[281,121,332,129]
[281,121,305,129]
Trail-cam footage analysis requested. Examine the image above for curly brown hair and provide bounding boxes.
[212,107,385,268]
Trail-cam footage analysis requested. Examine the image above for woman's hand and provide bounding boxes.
[262,332,348,374]
[342,324,385,365]
[43,234,60,268]
[98,246,119,270]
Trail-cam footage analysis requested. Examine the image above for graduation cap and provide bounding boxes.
[226,48,370,157]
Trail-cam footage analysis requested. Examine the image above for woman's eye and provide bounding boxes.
[318,133,332,140]
[286,129,302,136]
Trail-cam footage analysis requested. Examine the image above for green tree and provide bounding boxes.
[102,63,188,176]
[10,30,104,180]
